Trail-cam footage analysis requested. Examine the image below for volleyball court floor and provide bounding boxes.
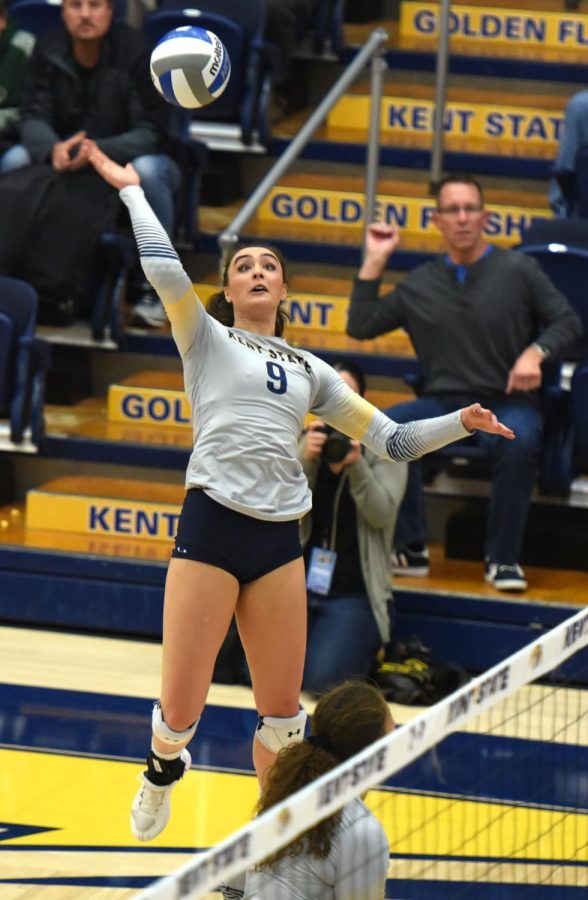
[1,624,586,899]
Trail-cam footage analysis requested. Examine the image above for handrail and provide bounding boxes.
[218,28,389,262]
[430,0,451,187]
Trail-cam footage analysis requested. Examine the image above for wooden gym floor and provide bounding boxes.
[1,617,586,899]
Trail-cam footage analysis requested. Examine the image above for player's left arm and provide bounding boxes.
[310,359,513,462]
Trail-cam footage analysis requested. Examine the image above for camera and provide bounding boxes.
[319,426,352,464]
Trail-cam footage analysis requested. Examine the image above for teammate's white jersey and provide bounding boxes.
[242,798,389,899]
[121,186,471,521]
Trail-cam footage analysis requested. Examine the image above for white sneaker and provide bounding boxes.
[130,290,167,328]
[130,748,191,841]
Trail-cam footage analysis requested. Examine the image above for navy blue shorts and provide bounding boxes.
[171,488,302,584]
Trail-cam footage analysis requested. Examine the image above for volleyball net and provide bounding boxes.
[136,607,588,899]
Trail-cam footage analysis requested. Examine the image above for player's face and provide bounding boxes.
[432,182,489,255]
[62,0,113,42]
[224,247,287,320]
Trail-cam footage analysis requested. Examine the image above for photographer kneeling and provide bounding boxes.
[299,361,408,695]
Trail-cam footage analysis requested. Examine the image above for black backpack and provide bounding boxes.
[374,635,470,705]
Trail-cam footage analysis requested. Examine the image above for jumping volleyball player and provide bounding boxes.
[88,145,515,842]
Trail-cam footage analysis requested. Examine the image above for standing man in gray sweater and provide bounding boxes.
[347,173,582,592]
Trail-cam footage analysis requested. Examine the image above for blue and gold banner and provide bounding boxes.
[27,489,182,541]
[258,187,549,246]
[401,2,588,53]
[108,384,191,428]
[329,95,563,148]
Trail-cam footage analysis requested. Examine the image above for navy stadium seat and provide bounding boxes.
[10,0,62,35]
[515,243,588,362]
[147,0,278,146]
[0,275,51,444]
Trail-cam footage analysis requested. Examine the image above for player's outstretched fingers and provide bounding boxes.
[462,404,515,439]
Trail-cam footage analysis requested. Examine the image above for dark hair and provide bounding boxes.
[332,359,366,397]
[0,0,8,17]
[432,172,484,207]
[256,681,391,865]
[206,242,290,337]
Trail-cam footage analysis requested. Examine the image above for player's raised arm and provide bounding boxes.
[88,145,202,357]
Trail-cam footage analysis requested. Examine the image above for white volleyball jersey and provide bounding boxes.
[242,798,389,900]
[120,186,471,521]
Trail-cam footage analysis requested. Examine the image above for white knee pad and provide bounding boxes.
[152,701,199,745]
[255,706,307,754]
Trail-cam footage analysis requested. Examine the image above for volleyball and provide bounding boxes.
[149,26,231,110]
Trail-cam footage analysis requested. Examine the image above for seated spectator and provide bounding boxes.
[221,680,393,899]
[0,0,180,327]
[0,0,34,153]
[550,88,588,217]
[347,173,582,592]
[298,360,407,695]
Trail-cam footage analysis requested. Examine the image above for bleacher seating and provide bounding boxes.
[0,275,50,445]
[2,0,588,671]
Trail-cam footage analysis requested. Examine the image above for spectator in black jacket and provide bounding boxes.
[0,0,180,327]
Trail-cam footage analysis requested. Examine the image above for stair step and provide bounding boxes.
[44,396,193,451]
[0,501,173,563]
[25,476,183,542]
[53,369,411,444]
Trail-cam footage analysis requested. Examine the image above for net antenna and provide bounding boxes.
[136,607,588,899]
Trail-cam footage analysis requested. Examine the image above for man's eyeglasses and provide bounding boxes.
[436,204,484,217]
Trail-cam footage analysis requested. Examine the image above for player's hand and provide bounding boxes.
[506,346,544,394]
[302,419,328,461]
[88,145,140,189]
[460,404,515,439]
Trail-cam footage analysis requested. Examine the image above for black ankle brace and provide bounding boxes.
[145,750,187,786]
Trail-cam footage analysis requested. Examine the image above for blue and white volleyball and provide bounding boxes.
[149,26,231,109]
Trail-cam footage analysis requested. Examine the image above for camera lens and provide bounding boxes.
[322,431,351,463]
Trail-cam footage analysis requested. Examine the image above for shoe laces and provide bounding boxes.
[136,778,166,813]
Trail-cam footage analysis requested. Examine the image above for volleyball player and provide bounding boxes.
[88,145,515,843]
[224,680,394,899]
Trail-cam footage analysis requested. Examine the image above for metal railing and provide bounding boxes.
[431,0,452,187]
[218,28,389,264]
[218,0,454,261]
